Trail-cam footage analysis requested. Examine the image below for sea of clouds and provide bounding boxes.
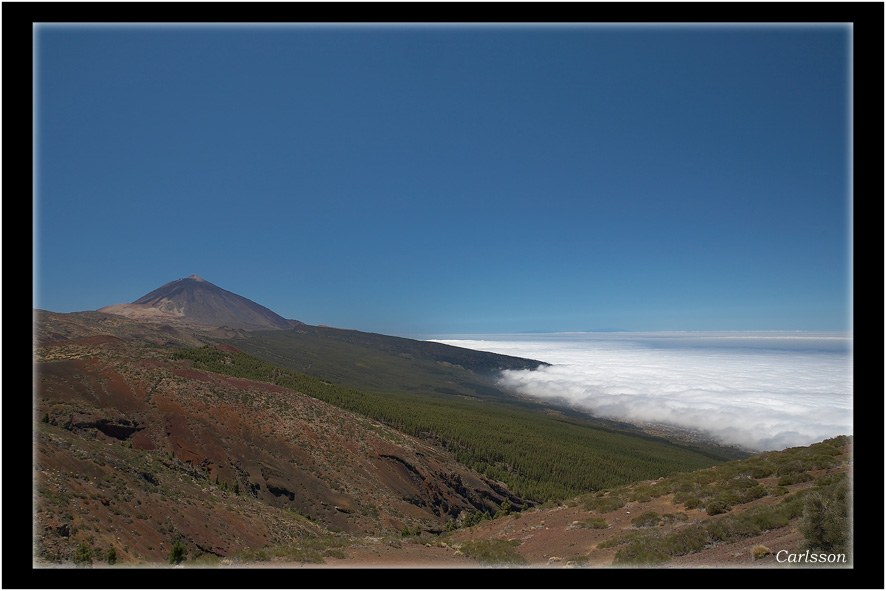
[429,332,853,452]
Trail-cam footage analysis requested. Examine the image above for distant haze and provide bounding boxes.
[430,332,852,451]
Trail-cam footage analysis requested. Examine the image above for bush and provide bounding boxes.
[613,540,669,565]
[575,517,609,529]
[746,463,777,479]
[752,545,771,559]
[458,539,526,565]
[813,473,846,489]
[661,512,688,523]
[705,500,729,516]
[776,459,807,476]
[777,472,813,486]
[106,547,117,565]
[631,511,661,528]
[799,479,850,554]
[583,495,625,513]
[401,524,421,537]
[664,525,707,555]
[73,542,92,567]
[682,497,701,510]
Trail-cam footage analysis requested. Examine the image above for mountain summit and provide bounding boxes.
[98,275,303,331]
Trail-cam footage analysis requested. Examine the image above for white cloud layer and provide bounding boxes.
[430,332,853,451]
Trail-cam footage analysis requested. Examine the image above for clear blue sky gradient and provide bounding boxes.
[34,24,852,337]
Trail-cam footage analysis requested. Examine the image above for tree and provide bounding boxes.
[168,541,186,565]
[106,547,117,565]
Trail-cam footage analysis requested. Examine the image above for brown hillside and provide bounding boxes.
[32,310,852,571]
[34,338,524,566]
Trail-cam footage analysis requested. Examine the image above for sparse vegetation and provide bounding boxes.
[72,542,93,567]
[574,517,609,529]
[231,535,353,564]
[172,345,742,501]
[401,524,422,537]
[581,494,626,514]
[631,511,662,528]
[34,308,852,569]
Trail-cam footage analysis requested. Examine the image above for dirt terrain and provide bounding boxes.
[190,463,846,570]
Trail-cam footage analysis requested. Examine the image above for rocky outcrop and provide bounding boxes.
[65,410,145,441]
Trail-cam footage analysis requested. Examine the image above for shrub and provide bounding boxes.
[799,479,850,554]
[705,500,729,516]
[458,539,526,565]
[732,484,767,505]
[106,547,117,565]
[727,477,759,489]
[775,459,807,476]
[73,542,92,567]
[752,545,771,559]
[813,473,846,489]
[575,517,609,529]
[629,486,655,502]
[613,540,669,565]
[664,525,707,555]
[777,472,813,486]
[746,462,777,479]
[583,496,625,513]
[631,511,661,528]
[401,524,421,537]
[682,497,701,510]
[735,506,790,533]
[808,443,842,457]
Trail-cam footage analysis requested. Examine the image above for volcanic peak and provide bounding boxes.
[98,275,303,331]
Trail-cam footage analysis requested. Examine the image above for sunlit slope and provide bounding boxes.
[212,332,750,500]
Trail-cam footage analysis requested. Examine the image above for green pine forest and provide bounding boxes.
[171,343,747,502]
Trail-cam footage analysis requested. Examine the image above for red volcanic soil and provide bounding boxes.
[34,349,522,566]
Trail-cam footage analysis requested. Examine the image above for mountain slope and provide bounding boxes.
[34,276,773,568]
[34,331,525,565]
[33,309,850,569]
[175,341,746,501]
[98,275,303,331]
[229,327,548,401]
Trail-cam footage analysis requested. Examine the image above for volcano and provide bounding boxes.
[98,274,303,330]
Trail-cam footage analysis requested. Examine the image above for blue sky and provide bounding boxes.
[34,24,852,337]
